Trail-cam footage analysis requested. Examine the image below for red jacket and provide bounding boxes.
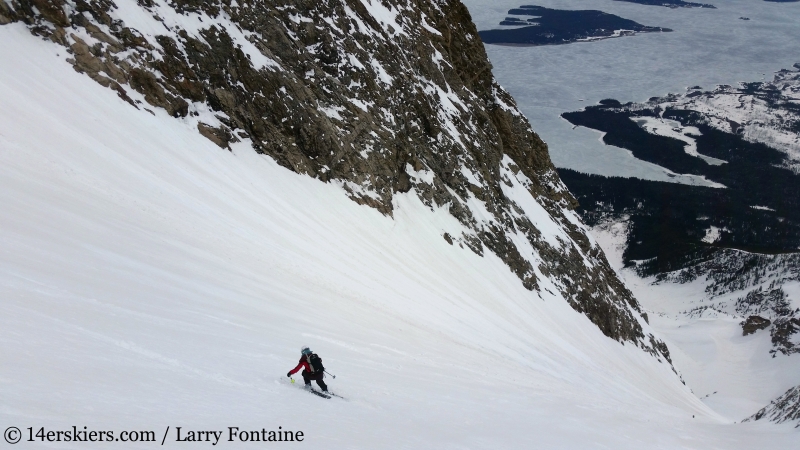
[288,356,312,376]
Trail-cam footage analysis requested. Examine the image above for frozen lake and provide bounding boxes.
[462,0,800,181]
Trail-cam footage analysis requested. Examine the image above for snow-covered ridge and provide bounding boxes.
[0,0,667,355]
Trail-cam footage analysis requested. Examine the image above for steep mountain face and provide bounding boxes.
[0,0,668,358]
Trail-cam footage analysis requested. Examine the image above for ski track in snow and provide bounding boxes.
[1,23,799,448]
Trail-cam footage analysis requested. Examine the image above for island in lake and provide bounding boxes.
[613,0,715,8]
[479,5,671,46]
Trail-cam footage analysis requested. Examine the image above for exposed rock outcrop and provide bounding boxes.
[0,0,668,359]
[771,317,800,356]
[741,315,771,336]
[744,385,800,427]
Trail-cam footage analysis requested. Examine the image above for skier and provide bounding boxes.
[287,346,328,392]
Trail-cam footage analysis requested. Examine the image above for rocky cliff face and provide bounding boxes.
[0,0,669,360]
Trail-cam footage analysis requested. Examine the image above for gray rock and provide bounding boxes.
[741,315,771,336]
[744,385,800,427]
[771,316,800,356]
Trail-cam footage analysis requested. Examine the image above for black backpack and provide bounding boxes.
[308,353,325,373]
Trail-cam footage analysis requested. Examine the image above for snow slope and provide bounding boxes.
[0,23,797,448]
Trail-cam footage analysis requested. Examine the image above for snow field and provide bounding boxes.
[0,24,798,448]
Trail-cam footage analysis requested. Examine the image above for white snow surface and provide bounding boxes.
[358,0,408,37]
[1,24,799,449]
[701,225,724,244]
[632,116,726,166]
[112,0,281,70]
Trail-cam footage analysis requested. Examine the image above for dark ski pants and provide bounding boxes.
[302,370,327,391]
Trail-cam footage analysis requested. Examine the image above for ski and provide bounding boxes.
[326,392,346,400]
[284,377,331,398]
[307,389,331,399]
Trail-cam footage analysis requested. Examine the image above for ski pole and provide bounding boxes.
[324,370,336,379]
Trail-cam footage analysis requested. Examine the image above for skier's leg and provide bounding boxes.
[301,370,312,387]
[317,379,328,392]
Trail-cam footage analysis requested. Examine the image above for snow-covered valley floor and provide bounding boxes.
[592,221,800,427]
[1,24,798,448]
